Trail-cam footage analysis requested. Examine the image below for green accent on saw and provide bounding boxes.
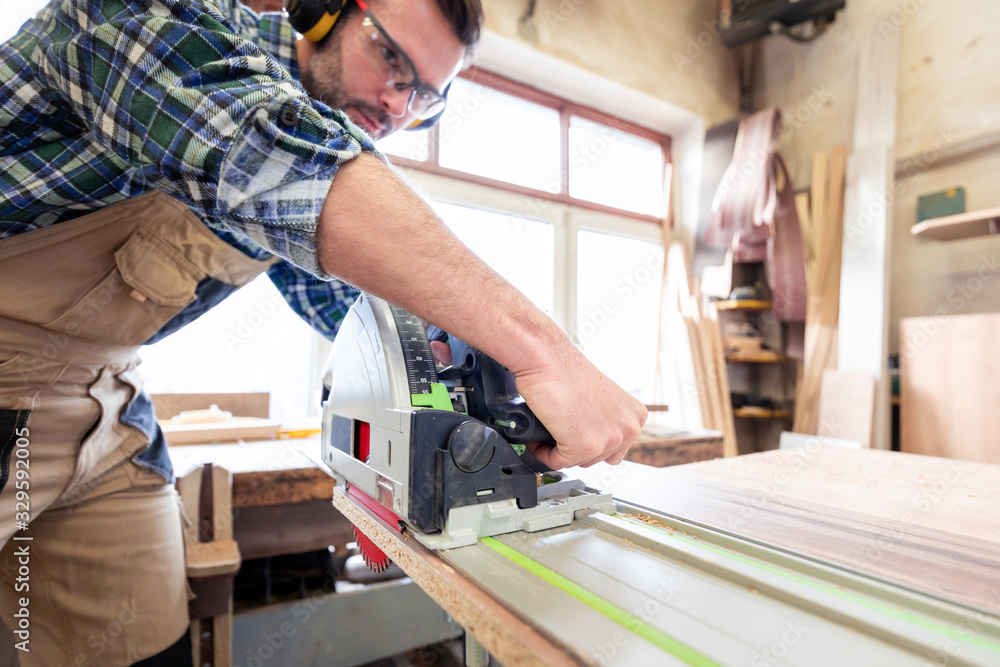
[614,516,1000,656]
[480,537,721,666]
[411,383,453,411]
[510,443,526,456]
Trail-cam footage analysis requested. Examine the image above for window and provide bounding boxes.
[383,70,670,222]
[0,0,46,43]
[433,202,556,316]
[438,78,562,191]
[576,231,664,403]
[568,116,665,217]
[381,69,671,406]
[140,275,328,422]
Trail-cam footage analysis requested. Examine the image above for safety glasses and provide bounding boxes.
[354,0,447,120]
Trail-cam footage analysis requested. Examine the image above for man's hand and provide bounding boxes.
[516,343,647,469]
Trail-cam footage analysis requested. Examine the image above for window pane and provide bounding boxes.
[139,275,323,422]
[576,230,663,404]
[0,0,47,43]
[433,202,555,317]
[439,79,561,192]
[569,116,664,217]
[377,128,429,162]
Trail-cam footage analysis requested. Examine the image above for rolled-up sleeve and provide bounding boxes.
[37,0,378,277]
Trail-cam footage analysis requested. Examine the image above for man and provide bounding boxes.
[0,0,646,663]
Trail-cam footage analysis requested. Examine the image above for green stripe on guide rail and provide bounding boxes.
[481,536,721,666]
[615,515,1000,657]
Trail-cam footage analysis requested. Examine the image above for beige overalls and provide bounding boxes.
[0,192,274,665]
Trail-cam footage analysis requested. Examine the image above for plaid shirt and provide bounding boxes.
[0,0,379,339]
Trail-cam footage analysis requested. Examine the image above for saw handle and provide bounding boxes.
[445,338,553,445]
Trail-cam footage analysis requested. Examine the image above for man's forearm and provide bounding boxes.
[315,152,566,374]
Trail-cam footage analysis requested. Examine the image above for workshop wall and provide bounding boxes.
[753,0,1000,352]
[483,0,741,126]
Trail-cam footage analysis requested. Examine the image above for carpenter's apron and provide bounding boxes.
[0,191,274,666]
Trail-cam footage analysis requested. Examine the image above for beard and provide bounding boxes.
[300,39,392,140]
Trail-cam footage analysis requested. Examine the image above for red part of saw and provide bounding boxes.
[347,484,401,572]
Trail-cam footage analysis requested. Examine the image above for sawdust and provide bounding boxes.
[621,513,676,533]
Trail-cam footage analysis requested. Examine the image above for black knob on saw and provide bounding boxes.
[449,421,500,473]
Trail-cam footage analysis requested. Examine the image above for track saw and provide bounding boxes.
[319,294,613,570]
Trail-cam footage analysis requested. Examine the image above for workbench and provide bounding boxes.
[333,447,1000,666]
[170,437,352,560]
[624,427,723,467]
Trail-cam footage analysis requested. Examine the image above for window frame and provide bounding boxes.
[390,68,673,227]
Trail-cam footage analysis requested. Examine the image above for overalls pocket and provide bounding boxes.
[45,226,202,346]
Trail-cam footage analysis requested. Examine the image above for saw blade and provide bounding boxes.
[347,483,402,572]
[353,526,391,572]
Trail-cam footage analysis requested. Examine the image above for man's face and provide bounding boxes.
[300,0,466,140]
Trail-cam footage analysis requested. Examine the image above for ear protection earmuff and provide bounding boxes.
[285,0,450,129]
[285,0,350,44]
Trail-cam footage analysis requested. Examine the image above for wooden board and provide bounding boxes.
[170,438,334,506]
[333,487,581,667]
[899,314,1000,464]
[837,18,899,450]
[152,392,270,419]
[657,243,707,429]
[793,147,846,438]
[331,448,1000,665]
[625,428,723,467]
[817,369,874,447]
[233,499,354,560]
[160,418,281,445]
[706,304,738,457]
[572,448,1000,614]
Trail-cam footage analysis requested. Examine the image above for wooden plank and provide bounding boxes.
[686,295,721,431]
[333,487,581,667]
[838,18,899,450]
[233,499,355,560]
[899,314,1000,464]
[714,299,772,312]
[152,392,270,419]
[795,146,847,438]
[625,429,723,467]
[910,206,1000,241]
[570,448,1000,614]
[821,145,847,323]
[795,193,814,287]
[161,418,281,446]
[706,304,738,457]
[658,243,707,428]
[810,152,829,252]
[176,468,202,548]
[793,152,829,436]
[839,145,895,450]
[817,370,874,447]
[170,439,334,507]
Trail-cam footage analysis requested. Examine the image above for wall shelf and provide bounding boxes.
[714,299,773,312]
[725,351,788,364]
[734,407,792,419]
[910,206,1000,242]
